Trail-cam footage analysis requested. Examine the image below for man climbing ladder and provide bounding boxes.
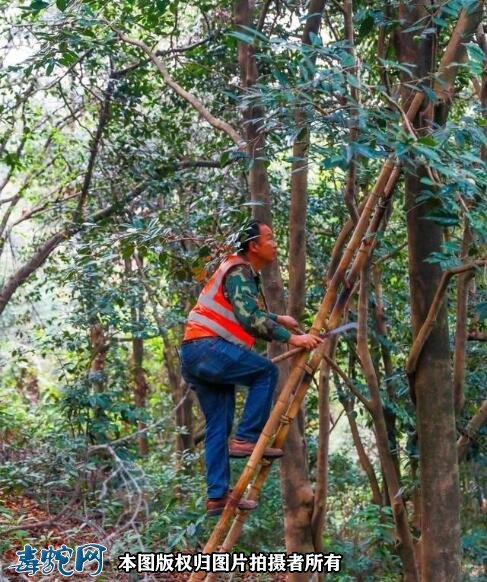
[180,220,322,515]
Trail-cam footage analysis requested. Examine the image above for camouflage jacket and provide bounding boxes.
[223,264,291,343]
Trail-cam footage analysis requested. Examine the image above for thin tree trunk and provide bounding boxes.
[343,395,382,506]
[133,336,149,456]
[280,0,327,565]
[372,265,399,476]
[453,224,473,413]
[311,354,332,553]
[89,324,109,442]
[343,0,360,223]
[125,257,149,456]
[162,334,194,453]
[356,264,418,581]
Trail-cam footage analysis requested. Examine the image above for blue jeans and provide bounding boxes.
[180,337,279,499]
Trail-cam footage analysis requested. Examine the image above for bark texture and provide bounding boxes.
[396,3,483,577]
[281,0,327,564]
[125,257,150,456]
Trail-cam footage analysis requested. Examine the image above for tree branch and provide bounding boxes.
[74,75,114,223]
[467,331,487,341]
[322,353,371,409]
[458,400,487,461]
[0,181,147,316]
[257,0,274,31]
[406,260,487,376]
[434,1,485,102]
[116,30,245,149]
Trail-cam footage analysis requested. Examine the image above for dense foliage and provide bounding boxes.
[0,1,486,580]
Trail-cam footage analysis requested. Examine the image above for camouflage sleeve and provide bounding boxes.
[224,265,291,343]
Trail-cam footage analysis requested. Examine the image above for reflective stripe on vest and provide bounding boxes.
[185,255,255,348]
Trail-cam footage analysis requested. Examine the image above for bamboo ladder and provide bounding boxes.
[188,92,425,582]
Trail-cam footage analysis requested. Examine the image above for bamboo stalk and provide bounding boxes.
[190,89,425,582]
[214,254,384,565]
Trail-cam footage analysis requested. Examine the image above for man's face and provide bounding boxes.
[249,224,277,264]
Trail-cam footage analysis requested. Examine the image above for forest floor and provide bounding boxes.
[0,494,287,581]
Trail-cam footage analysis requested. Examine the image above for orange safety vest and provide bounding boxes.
[183,254,255,348]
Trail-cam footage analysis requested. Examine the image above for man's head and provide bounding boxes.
[238,219,277,269]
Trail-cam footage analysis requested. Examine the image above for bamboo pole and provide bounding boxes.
[311,92,422,332]
[217,260,378,559]
[189,93,426,582]
[198,193,396,573]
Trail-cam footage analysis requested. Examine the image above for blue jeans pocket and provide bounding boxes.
[181,338,240,384]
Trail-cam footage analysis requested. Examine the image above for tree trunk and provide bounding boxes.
[395,2,484,576]
[89,324,109,442]
[280,1,328,565]
[453,224,473,414]
[343,395,382,506]
[125,257,150,456]
[133,336,149,456]
[372,265,400,477]
[162,334,194,454]
[406,170,461,579]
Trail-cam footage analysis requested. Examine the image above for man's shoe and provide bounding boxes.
[206,493,258,517]
[229,439,283,459]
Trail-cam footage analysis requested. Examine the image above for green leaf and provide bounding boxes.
[230,31,257,45]
[465,42,486,76]
[33,0,49,7]
[417,135,437,147]
[56,0,69,10]
[238,25,269,43]
[121,243,134,260]
[424,209,459,226]
[46,58,56,76]
[358,14,375,39]
[420,83,439,103]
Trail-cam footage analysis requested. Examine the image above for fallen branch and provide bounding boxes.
[0,484,81,534]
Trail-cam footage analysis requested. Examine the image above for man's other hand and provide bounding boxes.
[277,315,300,331]
[289,333,324,350]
